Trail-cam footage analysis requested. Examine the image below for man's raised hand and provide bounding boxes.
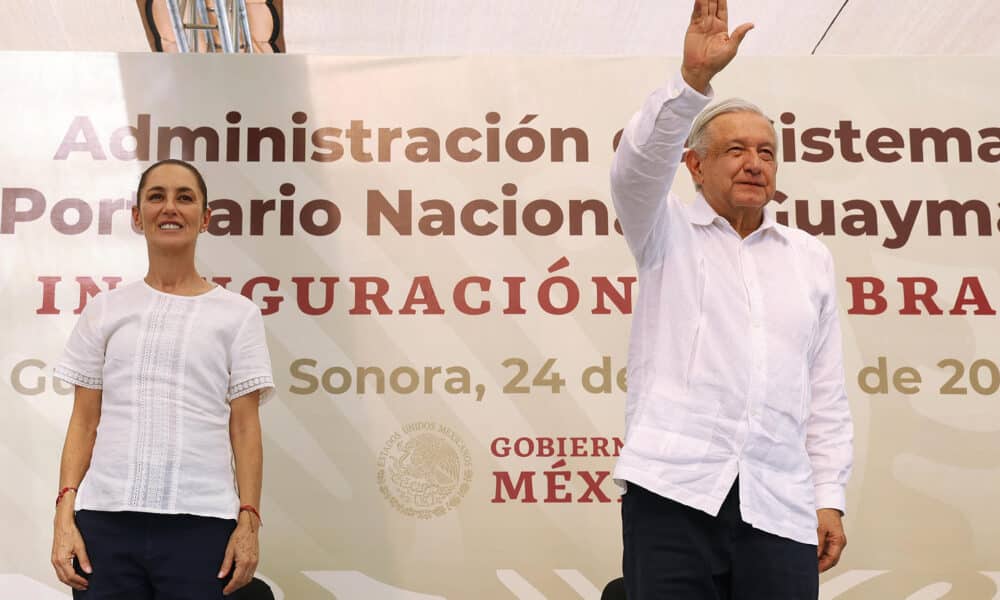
[681,0,753,93]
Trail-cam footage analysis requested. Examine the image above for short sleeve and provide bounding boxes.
[53,295,106,389]
[227,307,274,404]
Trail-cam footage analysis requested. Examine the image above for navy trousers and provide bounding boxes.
[622,480,818,600]
[72,510,236,600]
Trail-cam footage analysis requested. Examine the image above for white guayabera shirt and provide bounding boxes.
[55,281,274,520]
[610,72,853,545]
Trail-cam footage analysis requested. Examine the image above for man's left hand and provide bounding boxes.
[816,508,847,572]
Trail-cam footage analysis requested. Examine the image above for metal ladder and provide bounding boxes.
[164,0,254,53]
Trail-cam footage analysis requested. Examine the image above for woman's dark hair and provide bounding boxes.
[136,159,208,210]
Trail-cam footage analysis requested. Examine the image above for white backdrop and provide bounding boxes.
[2,53,1000,598]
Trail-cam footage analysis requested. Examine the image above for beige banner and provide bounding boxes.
[1,54,999,598]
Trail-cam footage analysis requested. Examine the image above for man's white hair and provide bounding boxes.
[686,98,778,157]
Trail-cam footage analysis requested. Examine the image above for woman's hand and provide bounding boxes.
[53,387,101,590]
[51,515,91,591]
[218,511,260,595]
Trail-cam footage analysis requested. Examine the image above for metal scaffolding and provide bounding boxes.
[164,0,254,53]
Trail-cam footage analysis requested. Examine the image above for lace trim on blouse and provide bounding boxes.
[228,375,274,400]
[53,365,103,389]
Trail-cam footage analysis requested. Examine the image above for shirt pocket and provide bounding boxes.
[626,422,712,468]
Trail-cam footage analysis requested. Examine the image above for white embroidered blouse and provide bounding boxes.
[54,281,274,520]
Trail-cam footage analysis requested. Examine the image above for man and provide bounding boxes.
[610,1,853,598]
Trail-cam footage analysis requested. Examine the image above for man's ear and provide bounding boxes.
[684,149,704,186]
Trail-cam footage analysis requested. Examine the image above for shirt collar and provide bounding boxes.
[688,192,787,240]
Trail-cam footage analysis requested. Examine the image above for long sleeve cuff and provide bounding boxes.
[815,482,847,515]
[659,70,714,108]
[631,71,714,147]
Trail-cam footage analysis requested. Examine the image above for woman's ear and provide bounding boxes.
[200,207,211,233]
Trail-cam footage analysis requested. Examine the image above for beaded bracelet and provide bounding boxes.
[239,504,262,527]
[55,487,77,507]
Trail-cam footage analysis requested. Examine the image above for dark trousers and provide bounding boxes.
[622,480,818,600]
[73,510,236,600]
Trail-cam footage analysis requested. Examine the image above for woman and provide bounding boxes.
[51,159,273,598]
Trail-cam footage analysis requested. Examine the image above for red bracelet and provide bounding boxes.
[239,504,262,527]
[55,487,78,507]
